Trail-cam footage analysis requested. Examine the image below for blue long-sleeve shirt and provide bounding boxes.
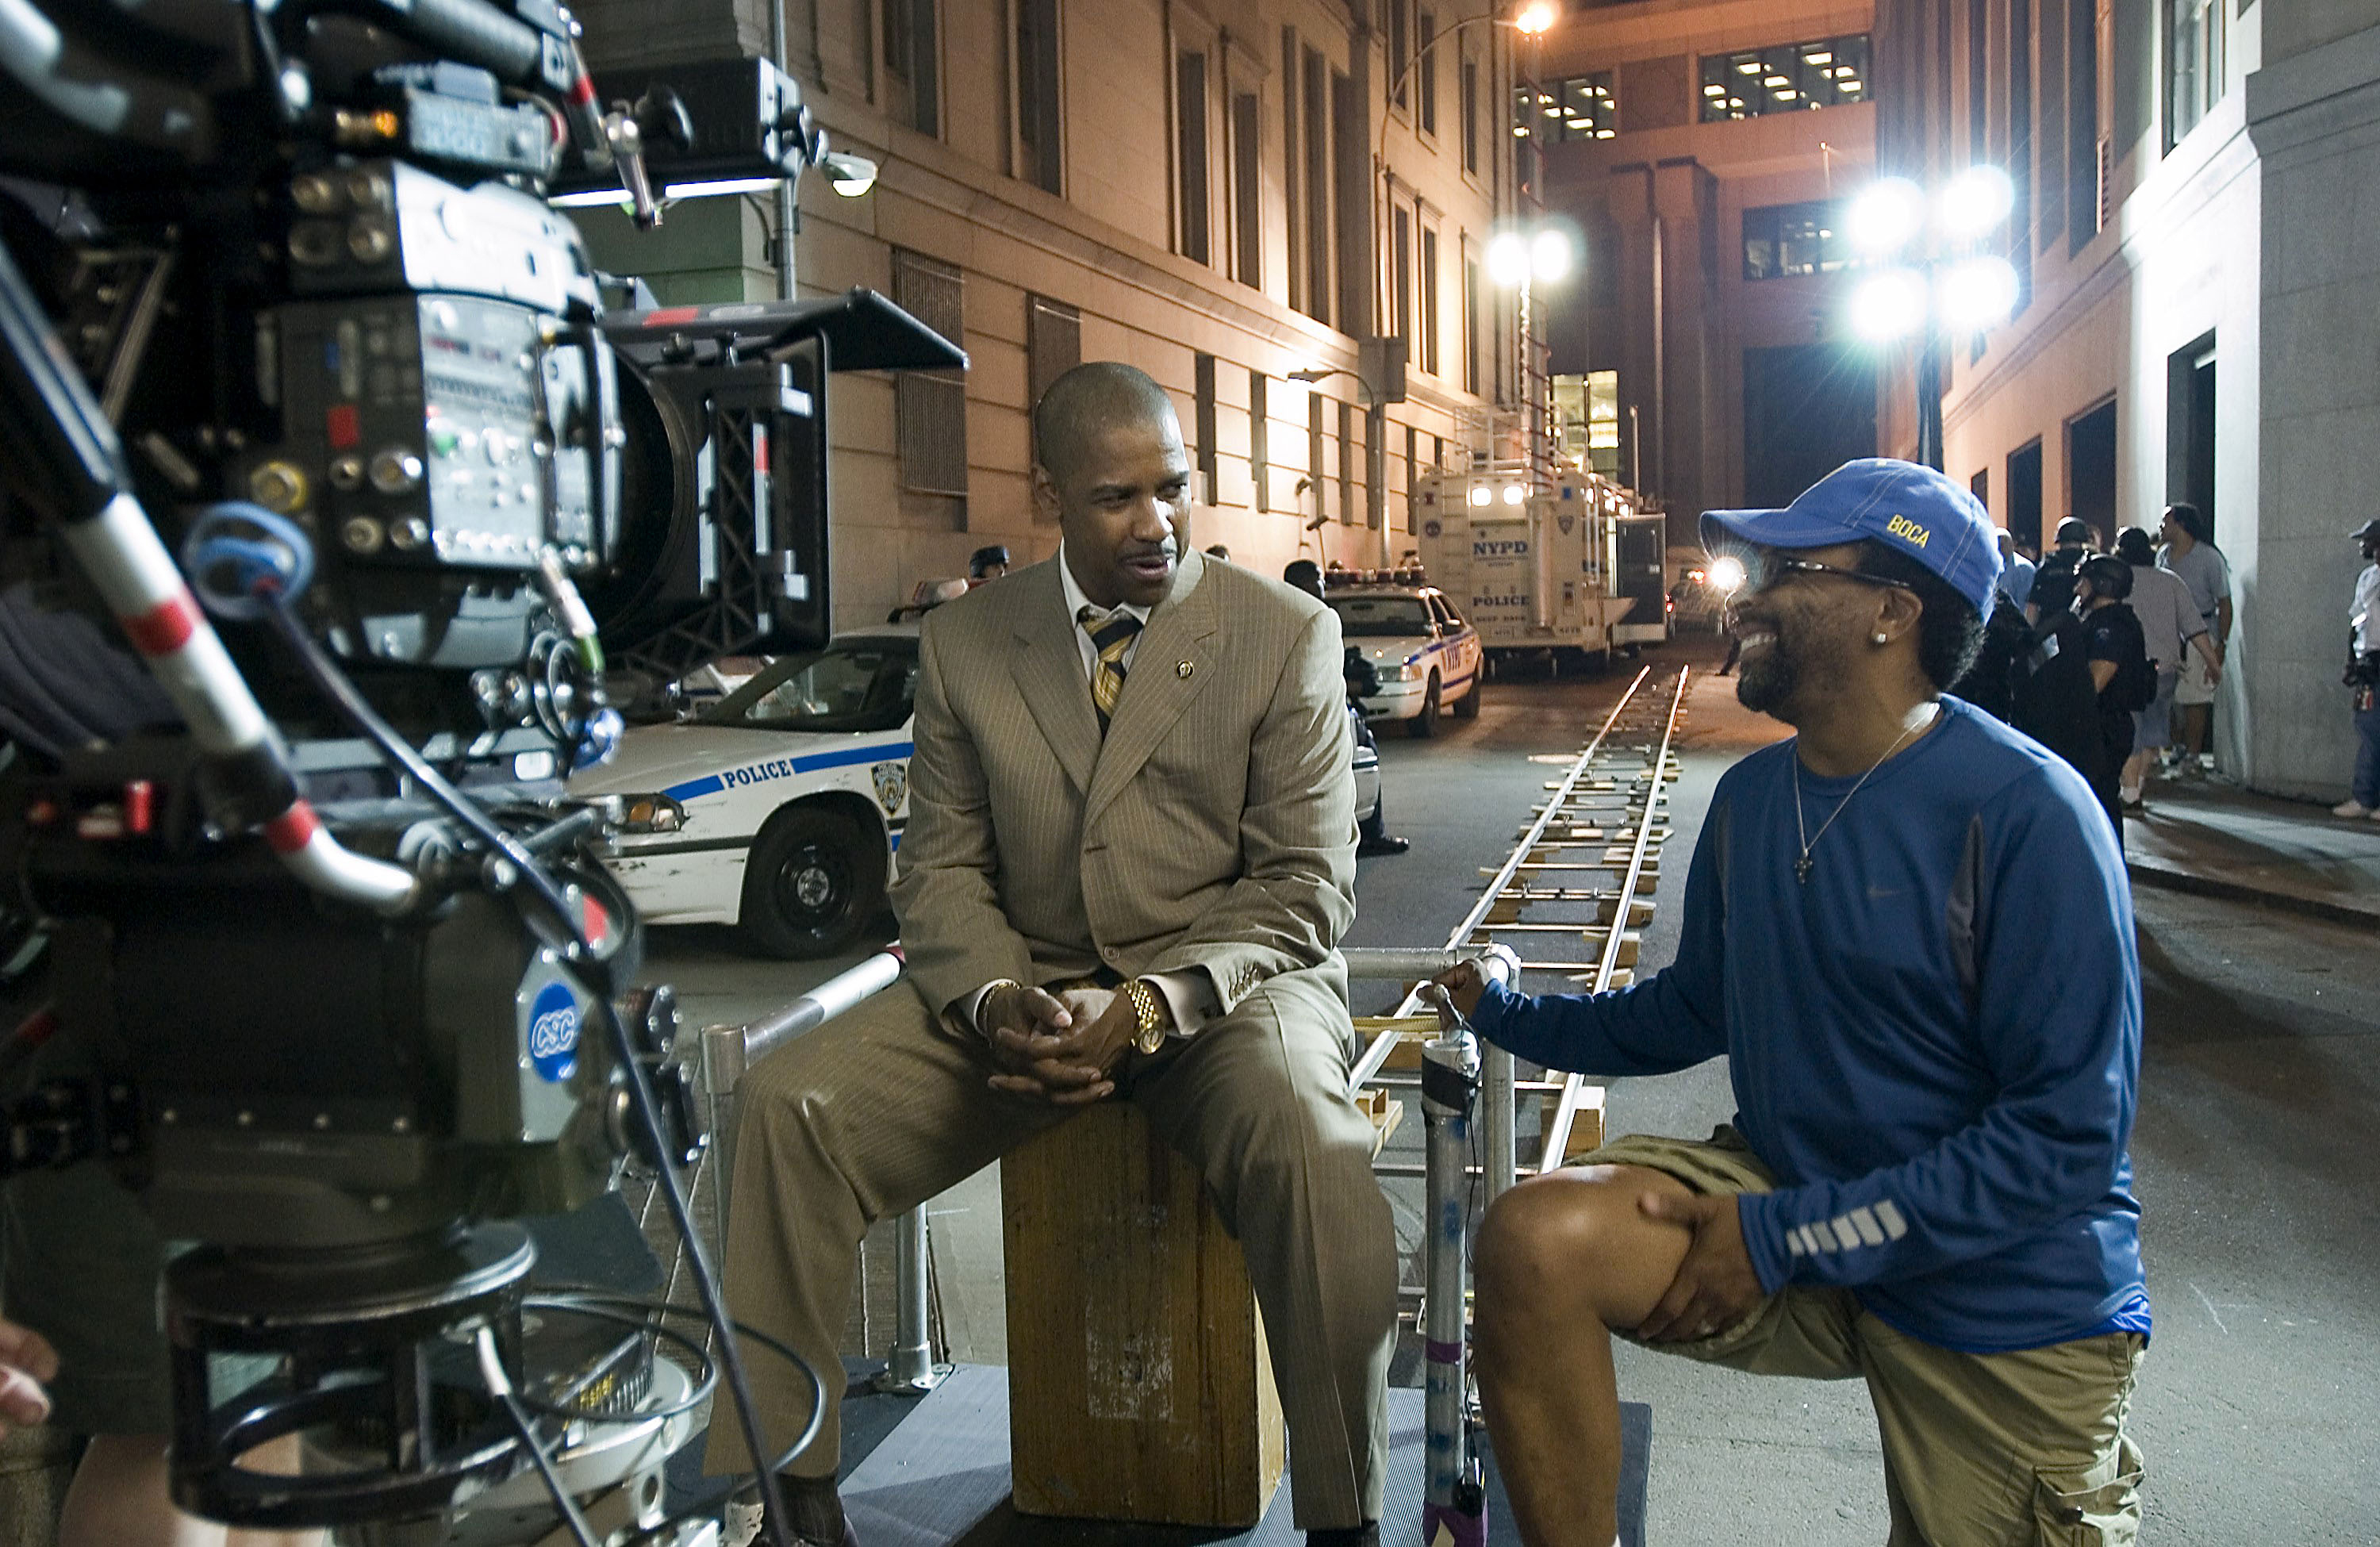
[1470,696,2148,1354]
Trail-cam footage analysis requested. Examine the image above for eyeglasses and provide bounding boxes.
[1749,555,1917,596]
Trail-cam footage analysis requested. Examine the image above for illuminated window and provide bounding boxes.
[1741,201,1859,281]
[1511,71,1617,143]
[1699,34,1870,122]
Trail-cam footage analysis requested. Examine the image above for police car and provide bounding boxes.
[1323,574,1484,737]
[571,628,919,958]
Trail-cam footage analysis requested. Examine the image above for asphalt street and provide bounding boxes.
[640,628,2380,1544]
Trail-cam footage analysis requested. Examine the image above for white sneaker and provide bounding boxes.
[2335,800,2372,819]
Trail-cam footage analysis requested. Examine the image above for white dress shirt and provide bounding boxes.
[965,545,1216,1041]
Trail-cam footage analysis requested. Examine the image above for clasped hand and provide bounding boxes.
[982,985,1140,1104]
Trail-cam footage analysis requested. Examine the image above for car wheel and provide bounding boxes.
[738,805,888,959]
[1453,670,1481,719]
[1407,674,1441,739]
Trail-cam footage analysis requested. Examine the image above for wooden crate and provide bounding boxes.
[1000,1104,1285,1527]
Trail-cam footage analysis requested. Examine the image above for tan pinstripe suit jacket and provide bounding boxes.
[889,547,1359,1023]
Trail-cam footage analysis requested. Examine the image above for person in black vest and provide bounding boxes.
[1996,553,2106,807]
[2075,556,2155,834]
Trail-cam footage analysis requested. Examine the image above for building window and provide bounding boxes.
[1338,399,1355,525]
[1418,12,1438,136]
[1193,351,1218,505]
[1461,54,1480,173]
[1176,48,1211,264]
[1513,72,1616,144]
[1390,424,1409,533]
[884,0,939,136]
[2166,0,2224,148]
[1419,227,1441,377]
[1250,370,1269,512]
[1308,390,1327,523]
[1232,92,1262,286]
[1392,206,1412,343]
[1389,0,1410,110]
[893,251,965,495]
[1016,0,1061,193]
[1284,29,1303,313]
[1026,294,1078,415]
[1303,48,1333,326]
[1463,246,1480,394]
[1699,33,1869,121]
[2068,0,2103,251]
[1741,201,1858,281]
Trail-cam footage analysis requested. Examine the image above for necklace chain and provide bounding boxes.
[1793,710,1936,884]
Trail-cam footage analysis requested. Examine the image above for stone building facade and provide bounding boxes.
[1529,0,1881,525]
[1871,0,2380,797]
[569,0,1525,628]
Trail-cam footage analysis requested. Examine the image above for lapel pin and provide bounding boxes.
[1177,660,1194,678]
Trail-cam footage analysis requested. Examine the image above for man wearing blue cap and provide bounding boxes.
[1432,459,2148,1547]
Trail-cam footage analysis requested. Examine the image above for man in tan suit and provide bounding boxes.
[712,363,1395,1547]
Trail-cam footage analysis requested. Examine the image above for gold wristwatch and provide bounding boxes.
[1122,977,1169,1055]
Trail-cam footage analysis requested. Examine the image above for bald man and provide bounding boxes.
[711,363,1395,1547]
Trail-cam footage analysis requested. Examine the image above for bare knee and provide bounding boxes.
[1475,1167,1690,1333]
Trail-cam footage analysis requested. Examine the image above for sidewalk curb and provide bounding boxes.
[2125,857,2380,931]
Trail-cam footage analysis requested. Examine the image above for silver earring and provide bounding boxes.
[1872,632,1889,644]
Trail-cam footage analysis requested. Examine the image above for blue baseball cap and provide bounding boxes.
[1700,458,2003,616]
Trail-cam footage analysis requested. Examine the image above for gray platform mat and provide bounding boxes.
[830,1365,1649,1547]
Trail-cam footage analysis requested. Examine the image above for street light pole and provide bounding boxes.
[1915,320,1944,471]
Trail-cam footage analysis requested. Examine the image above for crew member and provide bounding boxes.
[2157,505,2230,775]
[2336,518,2380,820]
[966,543,1011,582]
[1434,459,2148,1547]
[712,364,1395,1547]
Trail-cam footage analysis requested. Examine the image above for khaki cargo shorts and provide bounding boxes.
[1581,1127,2148,1547]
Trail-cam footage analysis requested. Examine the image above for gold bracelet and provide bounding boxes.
[974,979,1022,1040]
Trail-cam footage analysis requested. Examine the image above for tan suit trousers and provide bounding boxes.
[704,965,1396,1530]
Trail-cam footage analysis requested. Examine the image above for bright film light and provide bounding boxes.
[1937,165,2015,240]
[661,176,785,200]
[1844,178,1926,256]
[1514,1,1557,36]
[1937,255,2021,332]
[1707,555,1748,593]
[1502,484,1526,505]
[1531,227,1573,282]
[548,189,628,209]
[1848,268,1929,342]
[1488,232,1530,288]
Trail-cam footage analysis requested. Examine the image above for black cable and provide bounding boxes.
[528,1296,831,1547]
[477,1326,604,1547]
[508,1296,721,1425]
[497,1392,603,1547]
[517,1294,827,1468]
[256,589,582,936]
[258,587,801,1547]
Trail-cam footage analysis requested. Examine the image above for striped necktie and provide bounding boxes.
[1077,604,1142,734]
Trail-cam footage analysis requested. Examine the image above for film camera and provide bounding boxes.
[0,2,957,1541]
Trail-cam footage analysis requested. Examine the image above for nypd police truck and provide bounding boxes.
[1413,469,1653,672]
